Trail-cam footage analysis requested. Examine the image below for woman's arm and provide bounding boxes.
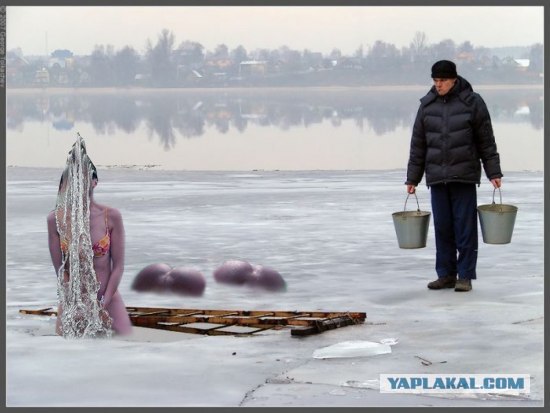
[47,211,63,276]
[102,208,125,307]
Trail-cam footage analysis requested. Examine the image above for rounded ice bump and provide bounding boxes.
[213,260,255,285]
[251,265,287,291]
[132,263,206,296]
[165,267,206,296]
[131,263,172,292]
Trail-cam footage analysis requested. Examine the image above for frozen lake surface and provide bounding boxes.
[6,167,544,407]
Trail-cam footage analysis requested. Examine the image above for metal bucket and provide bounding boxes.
[477,188,518,244]
[392,193,431,249]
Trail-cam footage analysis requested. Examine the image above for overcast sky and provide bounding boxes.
[7,6,544,56]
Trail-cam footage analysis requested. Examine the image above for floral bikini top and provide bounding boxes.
[60,208,111,258]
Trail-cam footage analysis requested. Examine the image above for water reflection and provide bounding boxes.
[7,89,543,150]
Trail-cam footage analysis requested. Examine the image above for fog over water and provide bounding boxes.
[6,87,544,172]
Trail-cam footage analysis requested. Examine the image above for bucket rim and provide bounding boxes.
[477,204,518,212]
[392,210,431,217]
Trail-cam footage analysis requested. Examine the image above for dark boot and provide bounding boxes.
[427,275,457,290]
[454,279,472,292]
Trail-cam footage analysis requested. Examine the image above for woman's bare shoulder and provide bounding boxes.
[106,207,123,222]
[46,210,58,233]
[94,203,122,220]
[47,210,56,222]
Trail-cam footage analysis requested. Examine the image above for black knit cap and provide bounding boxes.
[431,60,458,79]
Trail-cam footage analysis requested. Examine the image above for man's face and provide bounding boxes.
[433,78,456,96]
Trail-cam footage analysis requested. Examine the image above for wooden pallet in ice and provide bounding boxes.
[19,306,366,337]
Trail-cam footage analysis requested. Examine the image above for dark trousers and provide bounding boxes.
[430,183,478,280]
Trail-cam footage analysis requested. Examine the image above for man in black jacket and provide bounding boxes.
[405,60,502,292]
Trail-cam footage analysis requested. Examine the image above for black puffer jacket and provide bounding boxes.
[406,76,502,187]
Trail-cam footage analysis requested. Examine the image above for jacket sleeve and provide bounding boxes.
[473,95,503,179]
[406,105,426,185]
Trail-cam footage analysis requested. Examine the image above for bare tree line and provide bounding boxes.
[7,29,543,88]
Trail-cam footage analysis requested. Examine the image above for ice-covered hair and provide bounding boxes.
[54,133,112,338]
[58,138,98,190]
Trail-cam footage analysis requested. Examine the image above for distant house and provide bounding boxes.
[204,58,233,70]
[6,54,29,85]
[6,53,29,68]
[49,57,67,69]
[51,49,73,59]
[35,68,50,85]
[514,59,530,70]
[239,60,267,76]
[49,49,75,69]
[456,51,475,63]
[502,56,530,71]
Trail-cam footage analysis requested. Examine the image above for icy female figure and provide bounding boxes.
[47,134,132,337]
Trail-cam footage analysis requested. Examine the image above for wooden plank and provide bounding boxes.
[210,325,267,335]
[20,306,366,322]
[129,313,352,325]
[19,306,367,336]
[19,307,57,316]
[164,322,266,336]
[291,315,359,337]
[157,324,220,335]
[130,315,237,327]
[178,322,227,330]
[126,307,358,319]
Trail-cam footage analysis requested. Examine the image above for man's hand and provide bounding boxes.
[406,184,416,194]
[490,178,502,189]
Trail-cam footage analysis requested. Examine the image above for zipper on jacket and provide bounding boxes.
[442,97,449,182]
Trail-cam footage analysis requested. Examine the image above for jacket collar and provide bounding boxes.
[420,75,474,106]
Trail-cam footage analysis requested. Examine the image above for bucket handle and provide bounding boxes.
[490,187,506,213]
[404,192,421,212]
[491,187,503,205]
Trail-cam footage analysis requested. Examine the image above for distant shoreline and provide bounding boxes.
[7,166,544,174]
[6,84,543,94]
